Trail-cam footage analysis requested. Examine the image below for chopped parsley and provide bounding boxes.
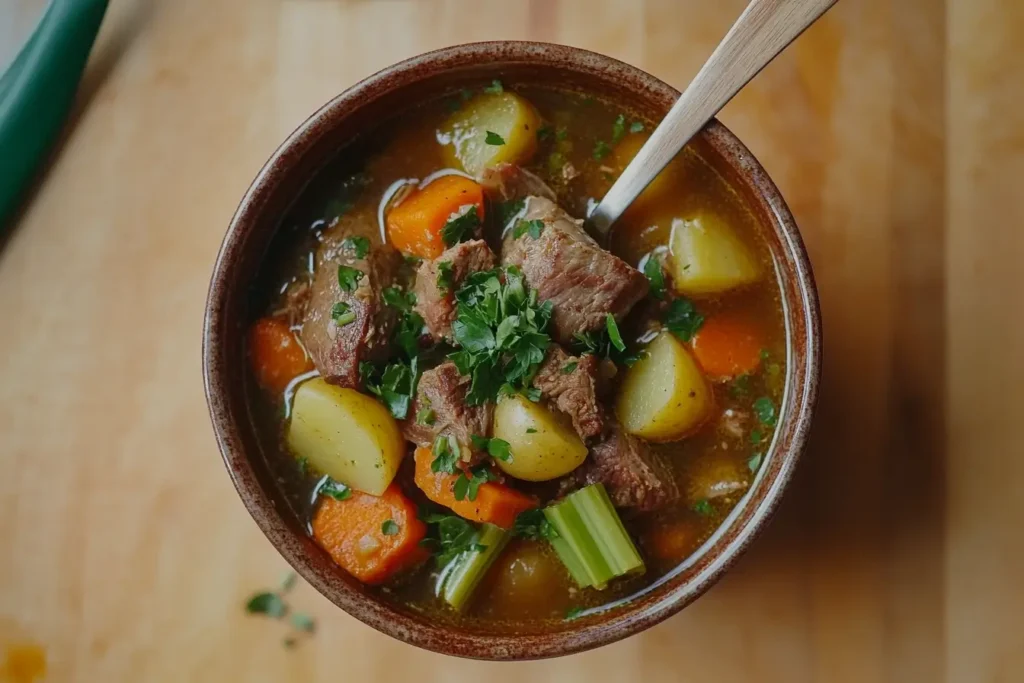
[750,428,764,445]
[483,79,503,94]
[693,499,714,517]
[381,287,424,358]
[564,606,586,621]
[747,453,763,473]
[245,592,286,618]
[513,509,558,540]
[381,519,399,536]
[512,218,544,240]
[525,427,537,434]
[643,257,665,299]
[485,131,506,145]
[753,397,777,426]
[605,314,626,352]
[317,477,352,501]
[337,265,363,292]
[454,465,498,502]
[664,297,704,341]
[470,434,513,462]
[331,301,355,326]
[495,198,525,228]
[592,140,612,160]
[611,114,626,143]
[730,373,752,397]
[436,260,454,293]
[415,407,436,426]
[630,120,645,134]
[561,361,578,374]
[362,356,418,419]
[418,509,486,566]
[441,205,481,247]
[382,286,415,313]
[431,434,461,474]
[573,325,641,367]
[341,236,369,259]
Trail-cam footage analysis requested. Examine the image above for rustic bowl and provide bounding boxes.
[203,41,821,660]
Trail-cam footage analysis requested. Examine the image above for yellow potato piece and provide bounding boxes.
[286,378,404,495]
[492,394,588,482]
[668,215,761,296]
[440,92,541,176]
[616,332,713,442]
[611,133,683,220]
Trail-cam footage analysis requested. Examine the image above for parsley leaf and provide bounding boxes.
[561,361,578,374]
[730,373,752,397]
[416,407,436,426]
[536,125,554,142]
[246,592,286,618]
[513,509,558,541]
[611,113,626,143]
[630,120,644,134]
[593,140,612,160]
[643,257,665,299]
[418,510,486,566]
[564,606,585,621]
[381,519,399,536]
[317,477,352,501]
[512,219,545,240]
[470,434,512,462]
[525,427,537,434]
[750,428,763,445]
[495,198,525,228]
[331,301,355,326]
[485,131,506,145]
[664,297,704,341]
[341,236,369,259]
[381,287,424,357]
[454,465,498,501]
[483,79,503,94]
[747,453,764,473]
[441,205,481,247]
[363,356,419,419]
[605,314,626,352]
[290,613,316,633]
[436,261,454,293]
[337,265,363,292]
[431,434,461,474]
[753,397,777,426]
[693,499,714,517]
[382,286,415,313]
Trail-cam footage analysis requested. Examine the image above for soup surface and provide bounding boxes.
[246,81,785,632]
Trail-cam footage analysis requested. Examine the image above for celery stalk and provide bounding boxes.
[439,523,510,611]
[543,483,645,589]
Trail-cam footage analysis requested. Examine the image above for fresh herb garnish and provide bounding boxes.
[381,287,424,357]
[693,499,714,517]
[629,121,645,134]
[664,297,704,341]
[485,131,506,146]
[418,510,486,566]
[246,592,286,618]
[747,453,763,473]
[290,613,316,633]
[730,373,752,397]
[331,301,355,326]
[753,397,777,426]
[381,519,399,536]
[523,385,542,402]
[513,509,558,541]
[436,261,454,293]
[341,236,369,259]
[470,434,513,462]
[512,218,544,240]
[573,327,640,367]
[611,114,626,143]
[317,477,352,501]
[363,357,419,419]
[416,407,436,426]
[483,79,503,94]
[525,427,537,434]
[431,434,461,474]
[593,140,612,160]
[337,265,363,292]
[382,286,415,313]
[564,606,586,621]
[441,205,481,247]
[454,465,498,502]
[750,428,764,445]
[495,198,525,228]
[605,314,626,352]
[643,257,665,299]
[561,361,578,374]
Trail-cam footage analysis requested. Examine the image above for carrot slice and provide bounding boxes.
[644,518,701,562]
[248,317,314,394]
[311,483,428,584]
[690,311,763,381]
[385,175,486,259]
[413,446,537,529]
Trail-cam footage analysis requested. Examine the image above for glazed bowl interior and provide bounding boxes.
[203,41,820,660]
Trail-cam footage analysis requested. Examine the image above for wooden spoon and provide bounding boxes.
[588,0,838,234]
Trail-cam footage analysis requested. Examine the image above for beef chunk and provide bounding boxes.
[533,346,605,440]
[401,361,493,464]
[479,163,557,203]
[412,239,496,343]
[560,421,679,512]
[501,196,649,345]
[300,215,402,388]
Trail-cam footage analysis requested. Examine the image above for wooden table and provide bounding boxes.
[1,0,1021,681]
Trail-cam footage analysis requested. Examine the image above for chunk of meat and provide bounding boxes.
[501,196,649,345]
[412,239,496,342]
[559,421,678,512]
[532,346,605,440]
[402,361,493,464]
[300,214,403,388]
[479,163,557,203]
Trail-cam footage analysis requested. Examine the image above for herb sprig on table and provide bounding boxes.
[244,571,317,649]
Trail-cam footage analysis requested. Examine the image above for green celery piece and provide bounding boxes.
[440,523,511,611]
[547,532,592,587]
[544,499,611,589]
[574,483,644,577]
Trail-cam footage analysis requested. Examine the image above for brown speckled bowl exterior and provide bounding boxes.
[203,42,821,660]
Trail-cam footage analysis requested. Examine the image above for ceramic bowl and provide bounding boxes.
[203,41,821,660]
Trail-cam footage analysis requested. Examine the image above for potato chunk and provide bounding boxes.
[615,332,712,441]
[440,92,541,176]
[492,394,588,482]
[668,215,761,295]
[286,378,404,495]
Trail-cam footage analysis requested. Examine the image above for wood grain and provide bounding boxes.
[1,0,1021,681]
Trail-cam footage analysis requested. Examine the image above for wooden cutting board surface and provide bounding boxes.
[1,0,1021,681]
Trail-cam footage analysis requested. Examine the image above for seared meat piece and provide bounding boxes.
[533,346,605,440]
[559,421,679,512]
[402,361,493,464]
[479,163,557,203]
[501,196,649,345]
[412,239,496,343]
[300,214,402,388]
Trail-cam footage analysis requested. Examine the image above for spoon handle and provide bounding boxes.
[589,0,838,234]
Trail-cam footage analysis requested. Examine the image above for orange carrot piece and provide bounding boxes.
[413,447,537,529]
[385,175,486,259]
[644,518,700,562]
[248,317,314,394]
[690,311,763,381]
[311,483,429,585]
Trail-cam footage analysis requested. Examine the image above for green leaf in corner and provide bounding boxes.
[318,478,352,501]
[436,260,454,293]
[245,592,286,618]
[512,218,544,240]
[753,397,777,426]
[331,301,355,326]
[605,314,626,352]
[441,205,481,246]
[747,453,763,473]
[485,131,506,146]
[693,499,714,517]
[663,297,704,341]
[341,236,370,259]
[337,265,363,292]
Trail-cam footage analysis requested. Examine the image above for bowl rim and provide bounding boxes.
[203,40,821,660]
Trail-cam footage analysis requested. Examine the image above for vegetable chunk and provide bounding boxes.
[669,215,761,295]
[690,311,764,380]
[440,92,541,175]
[616,332,712,441]
[492,394,588,481]
[386,175,486,259]
[248,317,313,394]
[287,377,404,495]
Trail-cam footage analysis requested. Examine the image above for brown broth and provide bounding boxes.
[245,82,786,631]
